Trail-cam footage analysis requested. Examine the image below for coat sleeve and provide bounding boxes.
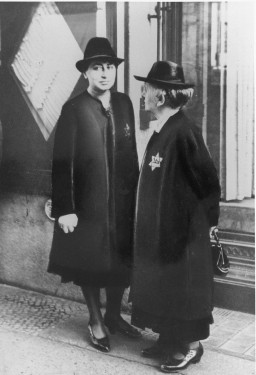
[178,124,221,226]
[127,95,139,178]
[51,103,77,219]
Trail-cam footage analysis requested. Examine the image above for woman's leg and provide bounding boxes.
[105,286,125,320]
[105,286,141,338]
[81,286,107,339]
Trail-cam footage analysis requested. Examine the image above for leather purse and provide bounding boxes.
[211,229,230,276]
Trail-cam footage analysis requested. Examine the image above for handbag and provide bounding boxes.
[211,229,230,276]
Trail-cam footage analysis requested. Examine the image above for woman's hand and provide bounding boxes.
[209,226,217,239]
[58,214,78,233]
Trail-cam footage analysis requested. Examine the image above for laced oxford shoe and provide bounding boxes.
[160,342,204,373]
[104,315,142,339]
[88,324,110,352]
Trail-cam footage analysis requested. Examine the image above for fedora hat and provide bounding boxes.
[134,61,194,89]
[76,37,124,73]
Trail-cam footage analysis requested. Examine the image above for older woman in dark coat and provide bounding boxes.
[131,61,221,372]
[48,37,140,353]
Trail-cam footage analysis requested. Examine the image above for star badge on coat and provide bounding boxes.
[149,153,163,171]
[124,123,131,137]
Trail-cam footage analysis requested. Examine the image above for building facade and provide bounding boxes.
[0,2,254,312]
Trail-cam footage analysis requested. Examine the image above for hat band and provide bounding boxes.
[148,78,183,83]
[84,54,117,61]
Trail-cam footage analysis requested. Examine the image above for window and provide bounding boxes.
[181,2,254,201]
[10,2,83,140]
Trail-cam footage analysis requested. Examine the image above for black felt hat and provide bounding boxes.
[76,37,124,73]
[134,61,194,89]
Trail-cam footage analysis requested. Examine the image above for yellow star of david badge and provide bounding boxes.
[149,152,163,171]
[124,123,131,137]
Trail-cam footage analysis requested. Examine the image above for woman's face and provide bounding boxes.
[142,83,159,113]
[84,60,116,93]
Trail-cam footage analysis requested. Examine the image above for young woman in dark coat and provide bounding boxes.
[48,37,141,353]
[131,61,221,372]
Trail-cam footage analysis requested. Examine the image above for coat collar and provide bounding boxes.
[154,108,180,133]
[84,90,114,118]
[152,110,183,136]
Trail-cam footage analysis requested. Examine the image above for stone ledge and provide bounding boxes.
[214,280,255,314]
[214,225,255,314]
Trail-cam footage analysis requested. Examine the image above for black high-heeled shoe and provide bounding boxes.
[104,314,142,339]
[88,324,110,352]
[141,341,164,358]
[160,342,204,373]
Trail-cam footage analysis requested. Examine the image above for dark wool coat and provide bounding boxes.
[131,111,221,328]
[48,91,139,287]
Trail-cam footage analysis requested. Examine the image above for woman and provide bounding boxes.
[48,37,140,353]
[131,61,221,372]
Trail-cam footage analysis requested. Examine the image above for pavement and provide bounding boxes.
[0,284,254,375]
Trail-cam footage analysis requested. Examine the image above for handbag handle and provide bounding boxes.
[212,228,226,262]
[212,228,220,244]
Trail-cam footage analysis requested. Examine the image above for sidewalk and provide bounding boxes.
[0,284,254,375]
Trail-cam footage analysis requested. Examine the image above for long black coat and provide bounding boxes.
[48,91,139,287]
[131,111,221,327]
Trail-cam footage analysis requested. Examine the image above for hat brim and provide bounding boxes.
[76,55,124,73]
[134,75,194,89]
